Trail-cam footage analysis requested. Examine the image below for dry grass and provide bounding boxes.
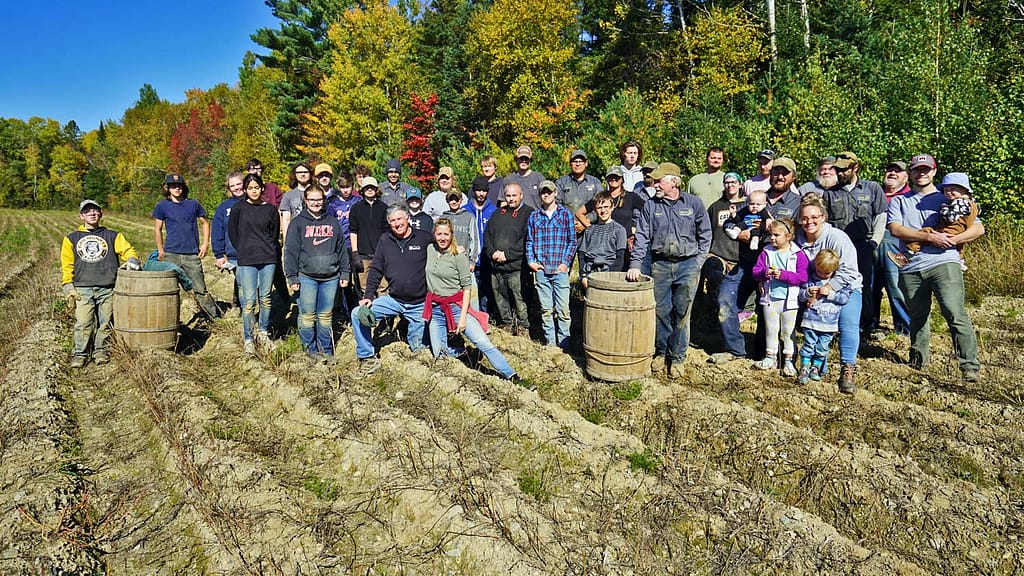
[964,216,1024,304]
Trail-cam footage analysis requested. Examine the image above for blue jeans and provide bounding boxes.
[429,303,515,378]
[350,295,426,359]
[236,263,275,341]
[837,288,863,365]
[297,274,339,355]
[73,286,114,358]
[799,328,835,363]
[534,271,570,347]
[874,231,910,334]
[652,256,702,362]
[898,262,979,371]
[717,266,757,357]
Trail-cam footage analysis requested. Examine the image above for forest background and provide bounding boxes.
[1,0,1023,222]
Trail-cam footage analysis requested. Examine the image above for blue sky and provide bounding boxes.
[0,1,279,131]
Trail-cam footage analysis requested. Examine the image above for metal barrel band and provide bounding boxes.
[583,299,655,312]
[114,289,181,297]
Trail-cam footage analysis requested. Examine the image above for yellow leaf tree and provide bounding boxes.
[464,0,583,147]
[300,0,424,167]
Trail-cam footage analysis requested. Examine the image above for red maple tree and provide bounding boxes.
[400,93,438,190]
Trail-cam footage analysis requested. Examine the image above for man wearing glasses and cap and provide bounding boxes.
[554,149,602,226]
[503,144,547,209]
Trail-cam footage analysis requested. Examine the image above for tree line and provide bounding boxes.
[1,0,1022,220]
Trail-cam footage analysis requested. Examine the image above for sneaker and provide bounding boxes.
[868,328,888,341]
[753,357,777,371]
[70,356,87,369]
[508,374,536,391]
[244,340,256,355]
[709,352,744,365]
[962,369,979,383]
[808,365,822,381]
[93,352,110,365]
[797,364,811,384]
[256,331,276,352]
[738,311,755,323]
[782,359,797,377]
[838,363,857,394]
[358,357,381,376]
[887,252,909,267]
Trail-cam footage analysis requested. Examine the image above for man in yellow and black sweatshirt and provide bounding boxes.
[61,199,141,368]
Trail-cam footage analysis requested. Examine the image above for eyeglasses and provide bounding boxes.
[249,166,263,172]
[306,198,324,204]
[834,167,852,173]
[317,174,332,179]
[539,189,556,195]
[294,170,310,175]
[724,180,740,185]
[517,157,531,163]
[570,158,586,164]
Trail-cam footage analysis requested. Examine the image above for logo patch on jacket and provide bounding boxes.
[76,235,108,263]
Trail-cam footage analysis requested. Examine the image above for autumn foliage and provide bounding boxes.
[400,93,438,190]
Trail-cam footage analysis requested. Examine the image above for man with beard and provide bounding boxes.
[871,161,912,337]
[821,152,887,336]
[798,156,838,197]
[711,157,801,365]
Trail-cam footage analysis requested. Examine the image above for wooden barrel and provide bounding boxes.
[113,269,180,351]
[583,271,655,382]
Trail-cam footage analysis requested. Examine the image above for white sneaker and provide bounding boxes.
[753,357,777,370]
[256,331,276,352]
[243,340,256,355]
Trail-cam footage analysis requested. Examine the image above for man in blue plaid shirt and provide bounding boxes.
[527,180,577,349]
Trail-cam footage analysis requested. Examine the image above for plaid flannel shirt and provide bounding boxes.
[526,204,576,271]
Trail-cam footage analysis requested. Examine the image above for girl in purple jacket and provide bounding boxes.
[752,219,809,375]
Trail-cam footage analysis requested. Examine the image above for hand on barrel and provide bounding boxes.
[124,258,141,271]
[626,268,642,282]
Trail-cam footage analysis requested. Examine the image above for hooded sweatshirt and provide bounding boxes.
[284,208,351,283]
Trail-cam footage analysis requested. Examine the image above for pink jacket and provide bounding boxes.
[752,246,809,309]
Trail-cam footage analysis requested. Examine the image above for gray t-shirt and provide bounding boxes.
[280,188,305,218]
[887,190,965,273]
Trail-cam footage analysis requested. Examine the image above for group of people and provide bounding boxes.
[62,145,984,394]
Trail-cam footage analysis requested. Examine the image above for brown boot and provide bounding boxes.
[838,363,857,394]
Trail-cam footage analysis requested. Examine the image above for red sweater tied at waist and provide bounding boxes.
[422,290,490,333]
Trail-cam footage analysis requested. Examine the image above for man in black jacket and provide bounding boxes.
[483,183,534,333]
[350,203,431,374]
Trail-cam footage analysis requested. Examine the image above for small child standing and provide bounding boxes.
[752,219,808,375]
[577,191,628,290]
[61,199,141,368]
[798,249,853,384]
[889,172,978,269]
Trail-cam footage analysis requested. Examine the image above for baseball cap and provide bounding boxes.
[569,149,587,161]
[360,176,380,191]
[909,154,937,170]
[438,166,454,179]
[539,180,557,194]
[606,166,625,178]
[757,149,775,160]
[649,162,681,180]
[164,173,188,188]
[314,163,333,177]
[354,305,376,328]
[772,157,797,174]
[79,199,101,212]
[406,188,422,201]
[515,145,533,159]
[886,161,908,172]
[938,172,973,194]
[641,160,659,172]
[446,191,462,203]
[471,176,491,192]
[833,152,860,169]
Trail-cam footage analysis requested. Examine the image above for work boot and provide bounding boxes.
[93,352,110,365]
[70,356,87,369]
[838,363,857,394]
[962,368,980,383]
[651,355,666,374]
